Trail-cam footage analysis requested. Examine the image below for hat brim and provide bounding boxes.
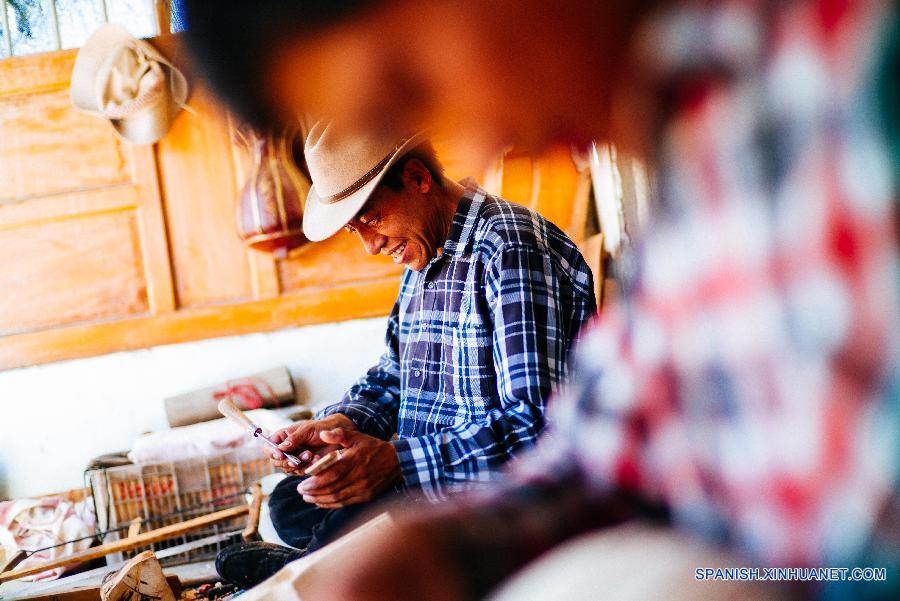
[303,133,425,242]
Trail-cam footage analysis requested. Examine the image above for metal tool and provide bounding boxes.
[217,398,303,467]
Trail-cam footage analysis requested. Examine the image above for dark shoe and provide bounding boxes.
[215,542,303,589]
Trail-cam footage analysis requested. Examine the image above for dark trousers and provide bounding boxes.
[268,475,394,553]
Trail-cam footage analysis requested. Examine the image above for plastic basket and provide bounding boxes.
[87,446,274,566]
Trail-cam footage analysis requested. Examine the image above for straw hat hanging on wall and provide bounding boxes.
[70,24,188,145]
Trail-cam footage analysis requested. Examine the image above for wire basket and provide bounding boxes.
[87,446,275,566]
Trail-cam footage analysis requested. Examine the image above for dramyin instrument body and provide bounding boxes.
[235,127,310,258]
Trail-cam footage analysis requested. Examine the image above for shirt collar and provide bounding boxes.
[441,177,486,259]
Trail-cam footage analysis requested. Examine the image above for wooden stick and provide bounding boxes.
[242,483,264,541]
[127,517,143,539]
[305,450,341,476]
[0,550,28,574]
[0,504,248,584]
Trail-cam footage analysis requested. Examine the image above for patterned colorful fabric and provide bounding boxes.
[436,0,900,594]
[0,497,95,582]
[318,182,597,499]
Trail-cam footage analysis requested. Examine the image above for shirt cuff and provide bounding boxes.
[392,436,446,502]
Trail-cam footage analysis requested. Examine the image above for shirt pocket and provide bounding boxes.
[446,323,493,422]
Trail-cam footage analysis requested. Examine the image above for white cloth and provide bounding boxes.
[0,497,95,582]
[128,409,293,464]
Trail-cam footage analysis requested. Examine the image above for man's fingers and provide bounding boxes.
[328,492,370,507]
[302,484,369,506]
[269,428,290,444]
[313,494,369,509]
[270,455,308,474]
[271,458,299,474]
[297,460,354,494]
[276,449,314,463]
[300,470,361,502]
[319,427,361,448]
[279,429,308,450]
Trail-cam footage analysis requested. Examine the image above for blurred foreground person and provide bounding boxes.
[184,0,900,599]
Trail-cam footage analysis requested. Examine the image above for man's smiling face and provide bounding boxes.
[344,158,450,271]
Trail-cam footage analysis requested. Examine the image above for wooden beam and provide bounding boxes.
[130,144,177,314]
[0,278,399,370]
[154,0,172,35]
[0,504,249,583]
[0,186,138,229]
[0,49,76,98]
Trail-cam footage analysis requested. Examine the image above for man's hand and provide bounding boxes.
[302,518,465,601]
[268,414,356,475]
[297,428,402,508]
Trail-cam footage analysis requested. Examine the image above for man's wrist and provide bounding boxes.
[387,442,403,486]
[329,412,357,430]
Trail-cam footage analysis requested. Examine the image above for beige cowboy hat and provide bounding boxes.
[71,24,188,145]
[302,122,425,241]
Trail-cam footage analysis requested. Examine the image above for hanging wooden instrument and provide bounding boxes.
[235,126,311,258]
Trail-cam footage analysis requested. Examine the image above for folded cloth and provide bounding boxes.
[0,496,95,581]
[128,409,293,464]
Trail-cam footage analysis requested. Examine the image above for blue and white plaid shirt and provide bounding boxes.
[318,180,596,499]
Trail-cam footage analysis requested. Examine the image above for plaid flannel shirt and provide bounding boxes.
[318,182,596,499]
[434,0,900,595]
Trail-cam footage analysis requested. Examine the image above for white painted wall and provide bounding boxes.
[0,317,387,500]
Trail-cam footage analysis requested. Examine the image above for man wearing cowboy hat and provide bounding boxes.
[214,122,595,587]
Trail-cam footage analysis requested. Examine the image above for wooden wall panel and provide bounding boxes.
[0,210,148,335]
[0,278,400,368]
[278,231,402,293]
[499,147,591,241]
[431,139,495,187]
[0,37,591,371]
[0,87,130,201]
[0,51,75,96]
[155,88,252,308]
[0,186,137,226]
[0,47,170,357]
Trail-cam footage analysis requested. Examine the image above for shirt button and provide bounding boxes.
[414,370,422,377]
[427,282,435,289]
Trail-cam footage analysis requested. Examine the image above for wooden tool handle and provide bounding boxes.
[218,397,255,430]
[304,450,341,476]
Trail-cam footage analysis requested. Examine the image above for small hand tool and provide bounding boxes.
[217,398,303,467]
